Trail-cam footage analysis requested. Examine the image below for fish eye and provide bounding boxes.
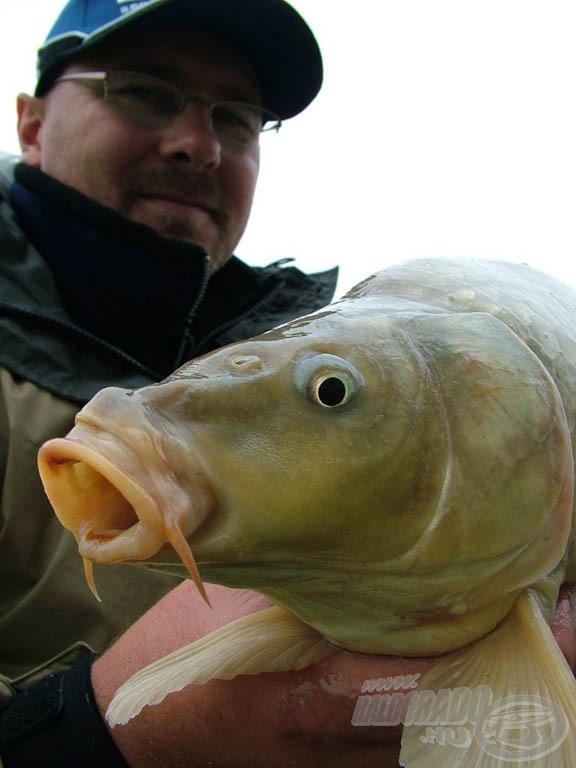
[294,354,364,408]
[313,375,351,407]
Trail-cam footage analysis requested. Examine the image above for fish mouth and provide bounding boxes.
[37,433,213,604]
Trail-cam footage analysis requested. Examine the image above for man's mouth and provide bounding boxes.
[140,193,215,215]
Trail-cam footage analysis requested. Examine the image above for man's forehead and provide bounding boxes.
[68,27,262,100]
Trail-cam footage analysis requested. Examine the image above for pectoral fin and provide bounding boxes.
[107,605,333,727]
[399,590,576,767]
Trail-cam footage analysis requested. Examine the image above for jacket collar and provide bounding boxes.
[10,163,212,376]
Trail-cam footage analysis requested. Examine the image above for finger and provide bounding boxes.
[551,585,576,671]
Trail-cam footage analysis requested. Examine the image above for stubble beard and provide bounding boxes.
[121,166,235,268]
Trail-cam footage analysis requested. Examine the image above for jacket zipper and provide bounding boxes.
[173,254,212,368]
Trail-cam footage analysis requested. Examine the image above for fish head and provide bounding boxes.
[38,304,445,574]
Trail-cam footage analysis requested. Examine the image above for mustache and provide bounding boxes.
[126,168,225,218]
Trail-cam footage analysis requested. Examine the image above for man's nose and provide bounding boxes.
[157,104,222,170]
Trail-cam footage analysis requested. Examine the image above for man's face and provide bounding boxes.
[18,29,262,271]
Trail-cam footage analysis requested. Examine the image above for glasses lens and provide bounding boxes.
[105,71,184,127]
[99,73,281,145]
[211,102,281,146]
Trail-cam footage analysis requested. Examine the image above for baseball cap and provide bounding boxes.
[36,0,323,119]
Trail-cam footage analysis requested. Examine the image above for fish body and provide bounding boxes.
[38,259,576,766]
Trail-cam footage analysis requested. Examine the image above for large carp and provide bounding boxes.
[38,258,576,767]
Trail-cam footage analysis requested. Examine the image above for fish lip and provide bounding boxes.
[38,438,168,564]
[39,420,216,604]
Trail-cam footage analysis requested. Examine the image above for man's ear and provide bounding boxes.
[17,94,45,166]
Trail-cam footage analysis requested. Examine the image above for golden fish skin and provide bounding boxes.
[38,258,575,656]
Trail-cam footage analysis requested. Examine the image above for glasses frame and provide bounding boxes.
[54,70,282,145]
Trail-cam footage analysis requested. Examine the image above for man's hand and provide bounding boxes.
[91,582,433,767]
[552,585,576,670]
[92,582,576,768]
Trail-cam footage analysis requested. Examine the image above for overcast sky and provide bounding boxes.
[2,0,576,296]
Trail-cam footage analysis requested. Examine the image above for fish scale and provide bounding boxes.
[38,258,576,767]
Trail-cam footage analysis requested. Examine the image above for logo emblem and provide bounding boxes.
[475,695,569,762]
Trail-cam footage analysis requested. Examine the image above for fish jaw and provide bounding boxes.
[37,412,216,600]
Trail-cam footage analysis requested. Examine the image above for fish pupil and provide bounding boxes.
[317,377,347,407]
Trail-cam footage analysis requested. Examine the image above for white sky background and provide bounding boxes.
[1,1,576,296]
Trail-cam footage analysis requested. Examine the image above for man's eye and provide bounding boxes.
[110,86,177,115]
[212,105,258,138]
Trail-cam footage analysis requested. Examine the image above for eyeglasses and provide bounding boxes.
[54,70,282,148]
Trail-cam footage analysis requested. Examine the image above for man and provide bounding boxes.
[0,1,574,767]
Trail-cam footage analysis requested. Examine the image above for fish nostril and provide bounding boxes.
[230,355,262,373]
